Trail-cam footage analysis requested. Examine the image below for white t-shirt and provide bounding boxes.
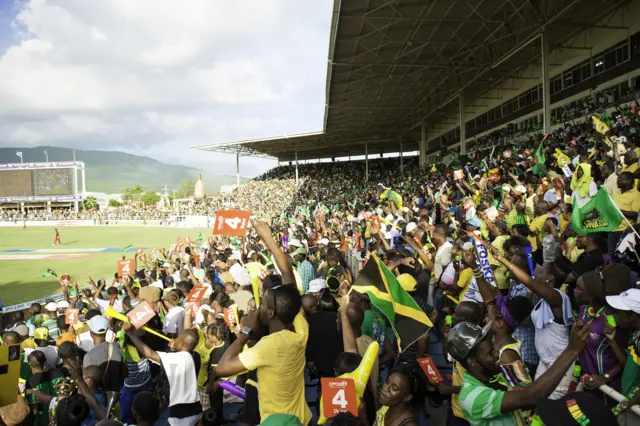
[24,346,59,370]
[461,277,484,304]
[434,241,453,281]
[163,306,186,335]
[531,290,574,364]
[157,351,201,419]
[93,298,123,314]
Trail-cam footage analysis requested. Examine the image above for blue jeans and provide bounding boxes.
[120,384,149,424]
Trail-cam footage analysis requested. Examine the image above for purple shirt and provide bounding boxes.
[578,305,627,390]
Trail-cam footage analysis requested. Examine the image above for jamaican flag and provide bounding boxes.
[352,254,432,352]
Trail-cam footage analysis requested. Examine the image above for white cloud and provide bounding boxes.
[0,0,331,176]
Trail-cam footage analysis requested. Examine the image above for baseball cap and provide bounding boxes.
[14,324,29,337]
[536,392,617,426]
[606,288,640,314]
[317,238,330,246]
[307,278,327,293]
[405,222,418,233]
[293,247,307,256]
[229,264,251,287]
[447,321,492,363]
[57,300,70,310]
[88,315,109,334]
[288,238,302,248]
[34,327,49,340]
[45,302,58,312]
[397,274,417,292]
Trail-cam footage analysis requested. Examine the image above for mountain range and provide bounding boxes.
[0,146,245,194]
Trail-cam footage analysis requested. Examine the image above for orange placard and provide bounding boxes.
[223,305,239,327]
[207,236,214,245]
[127,301,156,329]
[65,309,79,325]
[418,357,443,384]
[194,254,201,268]
[213,210,251,237]
[117,259,135,277]
[60,275,71,286]
[321,377,358,418]
[185,286,208,304]
[453,169,464,180]
[463,198,474,211]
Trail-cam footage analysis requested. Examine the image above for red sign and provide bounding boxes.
[60,275,71,286]
[418,357,443,384]
[463,198,474,211]
[223,305,238,327]
[371,215,381,229]
[65,309,79,325]
[126,301,156,329]
[488,172,501,183]
[117,259,135,277]
[213,210,251,237]
[453,169,464,180]
[136,248,143,255]
[321,377,358,418]
[139,254,147,262]
[185,286,208,304]
[194,254,200,268]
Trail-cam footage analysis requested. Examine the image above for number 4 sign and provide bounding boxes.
[117,259,134,278]
[321,377,357,418]
[126,301,156,329]
[212,210,251,237]
[418,357,443,384]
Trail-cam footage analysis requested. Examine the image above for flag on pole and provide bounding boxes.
[16,151,23,159]
[532,134,549,177]
[121,244,134,253]
[351,253,432,352]
[592,116,610,135]
[571,188,623,234]
[73,151,77,162]
[42,268,58,278]
[194,233,204,244]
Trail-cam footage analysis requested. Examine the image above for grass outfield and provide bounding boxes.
[0,226,208,306]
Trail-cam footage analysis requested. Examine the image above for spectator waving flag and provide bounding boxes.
[41,268,58,278]
[351,253,432,352]
[532,134,549,177]
[120,244,134,253]
[571,187,623,234]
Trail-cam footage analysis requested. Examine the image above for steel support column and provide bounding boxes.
[419,122,427,168]
[400,137,404,175]
[236,151,240,187]
[459,93,466,155]
[541,31,552,134]
[365,142,369,182]
[295,150,299,187]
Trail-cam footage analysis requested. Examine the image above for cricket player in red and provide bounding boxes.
[53,228,62,246]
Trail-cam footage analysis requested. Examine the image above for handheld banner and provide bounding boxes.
[0,345,20,407]
[523,246,535,278]
[117,259,134,278]
[185,286,208,305]
[213,210,251,237]
[65,309,79,325]
[474,239,497,287]
[127,301,156,329]
[418,357,443,384]
[60,275,71,286]
[321,378,358,419]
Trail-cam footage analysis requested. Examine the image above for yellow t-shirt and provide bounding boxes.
[238,310,312,425]
[451,361,467,419]
[612,189,640,232]
[456,268,474,302]
[20,338,37,351]
[528,214,548,252]
[488,235,509,290]
[194,328,220,388]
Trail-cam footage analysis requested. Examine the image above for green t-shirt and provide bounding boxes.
[459,372,523,426]
[361,309,386,355]
[26,369,64,426]
[622,330,640,396]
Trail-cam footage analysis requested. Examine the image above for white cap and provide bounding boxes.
[88,315,109,334]
[406,222,418,233]
[385,214,394,222]
[318,238,330,246]
[229,263,251,287]
[307,278,327,293]
[289,238,302,248]
[606,289,640,314]
[45,302,58,312]
[56,300,70,309]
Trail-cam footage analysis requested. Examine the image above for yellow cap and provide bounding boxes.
[34,327,49,340]
[397,274,417,292]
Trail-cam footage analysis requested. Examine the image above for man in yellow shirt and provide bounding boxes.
[216,220,312,425]
[610,172,640,254]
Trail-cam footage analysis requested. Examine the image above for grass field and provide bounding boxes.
[0,226,208,306]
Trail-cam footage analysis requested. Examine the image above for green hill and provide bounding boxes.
[0,146,244,194]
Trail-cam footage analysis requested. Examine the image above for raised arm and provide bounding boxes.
[122,322,161,364]
[339,298,358,354]
[252,220,295,285]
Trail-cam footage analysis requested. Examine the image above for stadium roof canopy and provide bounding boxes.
[193,0,631,162]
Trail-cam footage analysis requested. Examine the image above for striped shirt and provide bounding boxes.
[124,358,151,389]
[459,371,523,426]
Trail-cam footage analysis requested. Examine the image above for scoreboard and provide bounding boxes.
[0,162,84,203]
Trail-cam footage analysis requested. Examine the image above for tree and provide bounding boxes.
[176,178,196,199]
[108,199,122,207]
[84,196,98,210]
[122,185,145,202]
[141,190,161,206]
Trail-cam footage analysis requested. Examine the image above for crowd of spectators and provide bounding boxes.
[1,98,640,426]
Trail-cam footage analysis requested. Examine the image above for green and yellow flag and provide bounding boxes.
[352,254,432,352]
[571,188,623,234]
[120,244,134,253]
[41,268,57,278]
[379,189,403,209]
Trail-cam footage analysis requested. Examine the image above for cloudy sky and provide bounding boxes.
[0,0,332,177]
